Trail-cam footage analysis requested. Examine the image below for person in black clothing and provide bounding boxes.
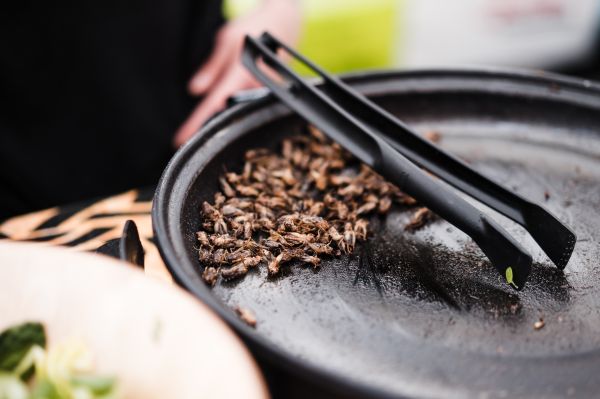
[0,0,301,220]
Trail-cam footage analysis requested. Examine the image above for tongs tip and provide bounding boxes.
[523,203,577,270]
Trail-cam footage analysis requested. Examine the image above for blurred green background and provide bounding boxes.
[224,1,600,77]
[224,0,400,74]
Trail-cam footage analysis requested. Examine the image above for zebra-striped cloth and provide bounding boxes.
[0,188,172,284]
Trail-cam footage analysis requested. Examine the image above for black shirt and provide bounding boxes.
[0,1,224,219]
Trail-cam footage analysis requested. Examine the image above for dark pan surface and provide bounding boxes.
[153,69,600,398]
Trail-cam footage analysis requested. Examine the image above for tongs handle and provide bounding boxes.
[243,33,532,289]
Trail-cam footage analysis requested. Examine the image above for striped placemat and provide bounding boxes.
[0,188,172,283]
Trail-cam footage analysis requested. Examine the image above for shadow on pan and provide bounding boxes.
[153,69,600,398]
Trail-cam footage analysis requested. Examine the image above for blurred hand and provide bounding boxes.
[173,0,302,147]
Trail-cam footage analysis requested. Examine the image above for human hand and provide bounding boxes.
[173,0,302,147]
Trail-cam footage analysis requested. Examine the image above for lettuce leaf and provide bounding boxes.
[0,323,46,379]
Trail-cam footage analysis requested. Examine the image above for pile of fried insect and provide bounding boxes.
[197,127,437,286]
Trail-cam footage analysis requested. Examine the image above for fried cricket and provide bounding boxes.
[197,127,431,285]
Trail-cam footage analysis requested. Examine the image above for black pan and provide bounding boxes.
[153,69,600,398]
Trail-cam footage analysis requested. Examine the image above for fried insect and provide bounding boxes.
[201,267,219,286]
[267,252,285,275]
[236,185,259,197]
[196,231,210,247]
[219,177,236,198]
[405,207,435,231]
[222,204,244,217]
[340,222,356,253]
[328,226,343,242]
[221,256,262,280]
[354,219,369,241]
[378,196,392,214]
[356,200,377,216]
[214,218,228,235]
[308,243,334,256]
[299,255,321,268]
[210,234,236,248]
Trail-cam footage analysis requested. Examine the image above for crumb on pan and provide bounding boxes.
[405,207,435,231]
[534,318,545,330]
[424,130,441,143]
[235,306,257,328]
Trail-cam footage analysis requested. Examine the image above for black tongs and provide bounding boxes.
[242,32,576,290]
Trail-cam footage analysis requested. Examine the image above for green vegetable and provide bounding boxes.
[0,323,119,399]
[71,376,117,395]
[505,267,518,289]
[28,379,60,399]
[0,322,45,379]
